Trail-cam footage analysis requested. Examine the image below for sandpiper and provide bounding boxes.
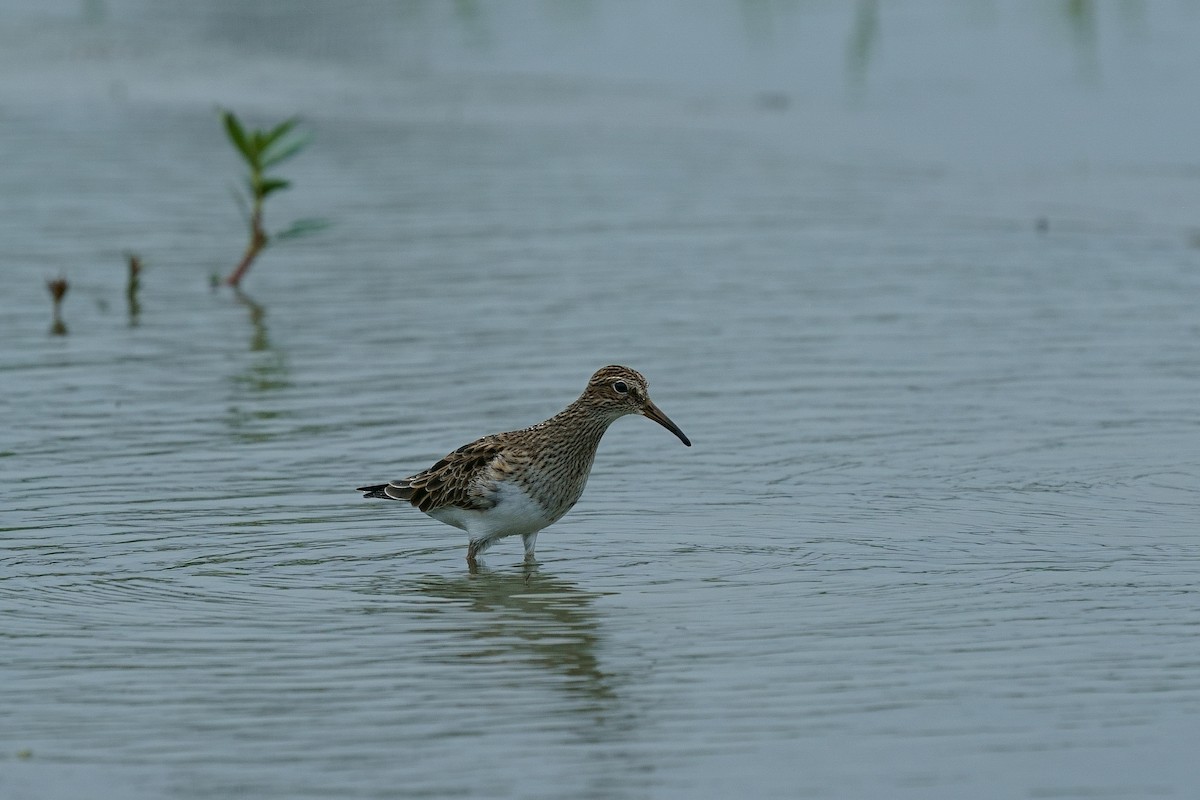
[358,365,691,564]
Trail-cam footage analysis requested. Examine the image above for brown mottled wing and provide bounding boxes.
[382,435,518,513]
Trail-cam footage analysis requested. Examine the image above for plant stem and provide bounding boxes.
[219,111,313,288]
[226,202,268,288]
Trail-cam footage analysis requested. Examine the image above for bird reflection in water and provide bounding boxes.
[414,564,620,712]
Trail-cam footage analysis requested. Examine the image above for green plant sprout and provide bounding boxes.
[220,110,327,288]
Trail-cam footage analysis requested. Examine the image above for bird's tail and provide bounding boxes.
[357,482,414,501]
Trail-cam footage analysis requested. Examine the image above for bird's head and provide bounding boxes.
[582,365,691,446]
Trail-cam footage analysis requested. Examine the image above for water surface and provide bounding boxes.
[4,3,1200,798]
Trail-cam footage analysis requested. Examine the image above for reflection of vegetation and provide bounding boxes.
[46,276,68,336]
[220,110,326,288]
[1061,0,1099,80]
[845,0,878,93]
[233,289,272,353]
[1064,0,1096,28]
[839,0,1127,96]
[231,290,290,390]
[415,565,619,708]
[451,0,490,49]
[81,0,105,26]
[225,290,291,441]
[737,0,777,46]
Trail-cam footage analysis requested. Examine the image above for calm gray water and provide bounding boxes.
[4,2,1200,798]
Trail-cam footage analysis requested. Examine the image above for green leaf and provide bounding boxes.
[261,134,311,169]
[259,178,291,197]
[261,117,299,151]
[274,217,331,241]
[222,111,253,162]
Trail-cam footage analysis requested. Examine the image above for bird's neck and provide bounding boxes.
[536,400,617,450]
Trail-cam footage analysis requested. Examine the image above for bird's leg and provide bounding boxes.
[521,532,539,563]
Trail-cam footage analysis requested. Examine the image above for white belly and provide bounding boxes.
[426,481,552,542]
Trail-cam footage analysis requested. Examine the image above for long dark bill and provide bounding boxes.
[643,399,691,447]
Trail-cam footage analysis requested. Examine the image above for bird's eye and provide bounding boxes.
[612,380,629,395]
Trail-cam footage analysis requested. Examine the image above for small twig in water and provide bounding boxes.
[126,253,142,321]
[47,276,69,336]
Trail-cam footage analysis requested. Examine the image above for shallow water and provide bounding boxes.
[4,2,1200,798]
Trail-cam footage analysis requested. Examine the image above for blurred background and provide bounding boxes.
[4,2,1200,799]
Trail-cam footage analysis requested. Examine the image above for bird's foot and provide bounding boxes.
[467,540,483,572]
